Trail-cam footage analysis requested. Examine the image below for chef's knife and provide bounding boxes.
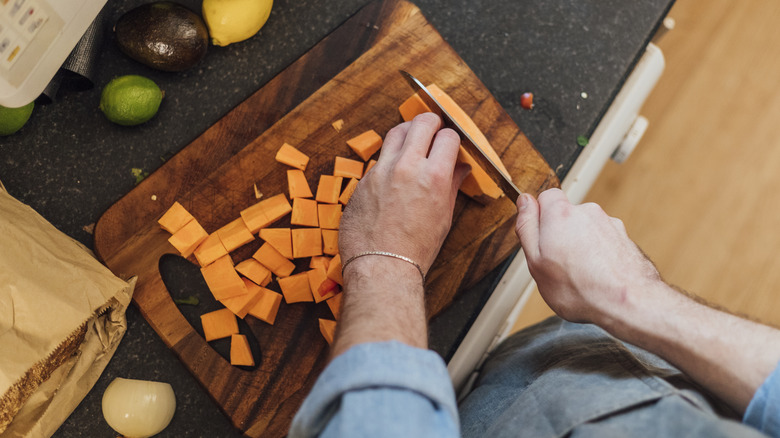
[399,70,522,203]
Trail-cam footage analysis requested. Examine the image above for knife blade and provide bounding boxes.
[399,70,522,203]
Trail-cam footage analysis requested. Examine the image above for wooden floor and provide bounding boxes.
[514,0,780,331]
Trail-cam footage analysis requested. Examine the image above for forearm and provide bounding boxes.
[331,256,428,359]
[600,279,780,413]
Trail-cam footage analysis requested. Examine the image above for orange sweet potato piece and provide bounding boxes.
[333,156,363,179]
[291,198,319,227]
[315,175,343,204]
[200,255,248,300]
[230,334,255,366]
[278,272,313,303]
[309,256,332,271]
[220,278,264,318]
[327,293,342,319]
[292,228,323,259]
[338,178,359,205]
[308,267,338,303]
[216,218,255,252]
[331,119,344,132]
[319,319,337,345]
[247,287,283,324]
[326,253,343,285]
[317,204,342,230]
[235,258,272,286]
[275,143,309,170]
[287,169,313,199]
[321,229,339,256]
[158,201,195,234]
[258,228,293,260]
[346,130,382,161]
[168,219,209,258]
[240,193,292,233]
[200,308,239,341]
[252,242,296,277]
[194,232,228,267]
[398,93,432,122]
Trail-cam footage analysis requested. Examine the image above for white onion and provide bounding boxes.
[101,377,176,437]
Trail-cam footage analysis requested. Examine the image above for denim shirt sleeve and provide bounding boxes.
[289,341,459,438]
[744,359,780,437]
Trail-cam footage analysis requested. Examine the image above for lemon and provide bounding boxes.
[202,0,272,47]
[0,102,34,136]
[100,75,163,126]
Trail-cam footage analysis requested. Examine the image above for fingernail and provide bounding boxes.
[518,193,529,210]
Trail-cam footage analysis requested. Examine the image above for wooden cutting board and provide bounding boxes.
[94,0,558,435]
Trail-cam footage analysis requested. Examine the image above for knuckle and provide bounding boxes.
[412,112,441,128]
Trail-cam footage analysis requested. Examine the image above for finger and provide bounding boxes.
[449,162,472,206]
[377,121,411,162]
[537,187,568,206]
[427,127,461,169]
[400,113,442,159]
[515,193,541,262]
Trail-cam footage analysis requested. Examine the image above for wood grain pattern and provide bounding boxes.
[94,1,558,436]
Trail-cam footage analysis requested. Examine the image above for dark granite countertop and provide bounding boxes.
[0,0,672,436]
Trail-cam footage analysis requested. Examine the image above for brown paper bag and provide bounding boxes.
[0,182,134,437]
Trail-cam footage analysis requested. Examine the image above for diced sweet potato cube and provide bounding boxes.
[399,93,431,122]
[168,219,209,258]
[308,267,338,303]
[258,228,293,260]
[322,229,339,256]
[235,258,273,286]
[315,175,343,204]
[216,218,255,252]
[327,253,343,285]
[247,288,283,325]
[278,272,313,304]
[339,178,359,205]
[200,308,239,341]
[333,157,363,179]
[230,334,255,366]
[158,201,195,234]
[287,169,313,199]
[309,256,332,271]
[291,198,319,227]
[365,159,377,174]
[240,193,292,233]
[331,119,344,132]
[292,228,323,259]
[319,319,337,345]
[220,278,264,318]
[252,243,296,277]
[318,204,341,230]
[200,255,248,300]
[275,143,309,170]
[194,232,228,267]
[346,130,383,161]
[327,293,342,319]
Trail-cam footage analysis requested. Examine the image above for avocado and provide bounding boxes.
[115,2,208,72]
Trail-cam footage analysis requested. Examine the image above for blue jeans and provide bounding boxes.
[459,316,767,437]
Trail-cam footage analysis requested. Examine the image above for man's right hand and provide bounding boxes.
[513,188,663,327]
[513,188,780,414]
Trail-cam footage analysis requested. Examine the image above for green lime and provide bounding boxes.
[0,102,34,136]
[99,75,163,126]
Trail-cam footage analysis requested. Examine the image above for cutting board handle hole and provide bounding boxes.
[158,254,261,370]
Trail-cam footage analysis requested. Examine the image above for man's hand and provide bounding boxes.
[332,113,469,358]
[514,188,780,413]
[514,188,662,326]
[340,112,470,273]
